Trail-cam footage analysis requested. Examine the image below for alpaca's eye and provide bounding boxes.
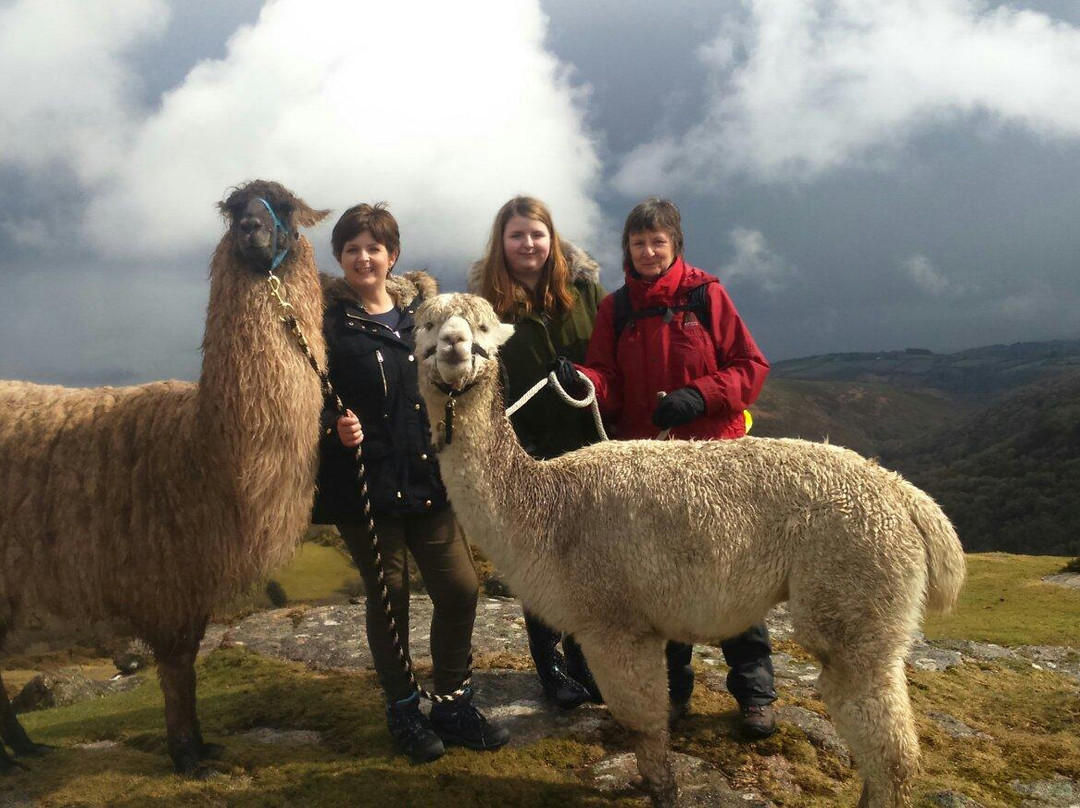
[479,324,489,333]
[423,322,433,331]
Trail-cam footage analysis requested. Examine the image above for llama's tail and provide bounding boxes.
[907,488,966,614]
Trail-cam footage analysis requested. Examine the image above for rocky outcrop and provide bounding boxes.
[13,669,144,713]
[214,597,1080,804]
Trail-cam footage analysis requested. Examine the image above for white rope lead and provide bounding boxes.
[505,370,609,442]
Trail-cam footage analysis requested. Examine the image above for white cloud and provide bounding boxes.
[0,0,602,277]
[718,227,797,293]
[0,0,169,182]
[614,0,1080,191]
[81,0,601,273]
[903,254,952,296]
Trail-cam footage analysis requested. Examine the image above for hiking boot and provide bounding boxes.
[386,692,445,763]
[564,640,604,704]
[526,612,590,709]
[539,667,591,710]
[429,688,511,751]
[739,703,777,739]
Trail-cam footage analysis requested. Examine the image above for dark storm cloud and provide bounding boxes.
[539,0,1080,359]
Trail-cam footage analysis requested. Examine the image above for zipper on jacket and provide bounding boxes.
[375,349,388,396]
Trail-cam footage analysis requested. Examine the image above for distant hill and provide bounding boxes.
[754,339,1080,557]
[885,371,1080,557]
[750,378,965,457]
[772,339,1080,399]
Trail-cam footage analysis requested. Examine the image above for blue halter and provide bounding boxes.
[255,197,292,272]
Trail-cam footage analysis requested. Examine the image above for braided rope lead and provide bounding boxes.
[506,370,608,442]
[267,273,470,704]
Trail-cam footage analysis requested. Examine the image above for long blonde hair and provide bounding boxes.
[479,196,575,320]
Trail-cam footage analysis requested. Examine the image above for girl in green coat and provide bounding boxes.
[470,196,605,708]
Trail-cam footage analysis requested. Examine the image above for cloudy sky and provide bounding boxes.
[2,0,1079,384]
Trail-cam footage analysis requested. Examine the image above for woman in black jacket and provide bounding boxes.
[312,203,508,763]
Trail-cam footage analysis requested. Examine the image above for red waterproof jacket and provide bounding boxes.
[580,257,769,440]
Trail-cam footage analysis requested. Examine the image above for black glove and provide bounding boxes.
[652,387,706,429]
[551,356,588,401]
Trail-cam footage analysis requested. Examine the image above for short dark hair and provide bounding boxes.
[331,202,400,261]
[622,197,684,268]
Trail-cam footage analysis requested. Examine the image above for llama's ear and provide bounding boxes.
[295,206,331,228]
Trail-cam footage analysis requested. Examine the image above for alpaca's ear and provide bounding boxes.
[493,322,515,348]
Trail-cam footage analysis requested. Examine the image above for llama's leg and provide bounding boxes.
[580,633,676,808]
[0,668,26,773]
[153,624,209,775]
[817,657,919,808]
[0,669,47,758]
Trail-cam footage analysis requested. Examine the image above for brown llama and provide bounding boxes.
[0,180,329,775]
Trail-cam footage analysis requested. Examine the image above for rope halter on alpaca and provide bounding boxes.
[263,204,471,705]
[504,368,608,443]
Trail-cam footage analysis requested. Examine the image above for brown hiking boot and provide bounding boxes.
[739,704,777,739]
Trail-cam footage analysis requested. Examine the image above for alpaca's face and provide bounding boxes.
[414,294,514,391]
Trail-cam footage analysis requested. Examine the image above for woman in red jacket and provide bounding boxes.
[579,197,777,737]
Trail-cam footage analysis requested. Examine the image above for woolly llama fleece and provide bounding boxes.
[0,181,328,775]
[413,292,966,808]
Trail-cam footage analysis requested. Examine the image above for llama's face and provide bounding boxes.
[218,181,329,273]
[231,197,296,270]
[414,294,514,391]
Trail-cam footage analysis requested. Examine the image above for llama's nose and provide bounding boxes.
[442,331,467,346]
[239,217,262,235]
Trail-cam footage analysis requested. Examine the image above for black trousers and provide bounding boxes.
[668,622,776,707]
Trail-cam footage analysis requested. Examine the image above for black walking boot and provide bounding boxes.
[564,636,604,704]
[386,692,445,763]
[429,687,510,751]
[525,612,590,709]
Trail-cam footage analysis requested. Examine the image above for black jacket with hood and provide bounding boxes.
[311,270,448,523]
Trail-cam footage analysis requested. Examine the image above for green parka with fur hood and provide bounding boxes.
[312,270,447,523]
[468,241,606,460]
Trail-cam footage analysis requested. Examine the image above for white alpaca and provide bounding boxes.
[411,292,966,808]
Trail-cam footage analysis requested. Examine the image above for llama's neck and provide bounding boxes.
[422,366,558,587]
[195,236,326,557]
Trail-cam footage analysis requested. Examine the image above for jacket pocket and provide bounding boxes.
[667,328,716,384]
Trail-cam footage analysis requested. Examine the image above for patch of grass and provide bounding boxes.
[7,648,633,808]
[270,543,360,604]
[924,553,1080,646]
[910,662,1080,806]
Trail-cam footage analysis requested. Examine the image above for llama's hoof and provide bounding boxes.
[0,756,29,774]
[198,742,225,761]
[172,748,204,777]
[648,783,678,808]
